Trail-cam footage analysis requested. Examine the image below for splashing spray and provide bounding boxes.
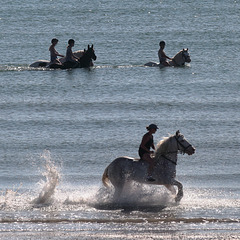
[32,150,60,205]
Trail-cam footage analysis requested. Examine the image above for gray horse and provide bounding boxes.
[102,131,195,203]
[145,48,191,67]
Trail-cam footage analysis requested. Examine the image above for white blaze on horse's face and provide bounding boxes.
[176,133,195,155]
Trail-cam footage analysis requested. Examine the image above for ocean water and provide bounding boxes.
[0,0,240,239]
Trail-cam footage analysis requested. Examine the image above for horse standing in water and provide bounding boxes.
[29,44,97,69]
[102,131,195,203]
[144,48,191,67]
[60,44,97,69]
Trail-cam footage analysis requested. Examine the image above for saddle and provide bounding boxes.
[123,156,143,162]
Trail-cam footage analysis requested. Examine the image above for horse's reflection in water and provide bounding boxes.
[102,131,195,203]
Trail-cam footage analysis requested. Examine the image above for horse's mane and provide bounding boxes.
[154,135,175,159]
[73,50,84,59]
[172,49,189,66]
[173,49,183,59]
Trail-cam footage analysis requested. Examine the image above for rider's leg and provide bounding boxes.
[162,61,170,66]
[142,153,155,181]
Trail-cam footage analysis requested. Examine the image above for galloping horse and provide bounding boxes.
[144,48,191,67]
[102,131,195,203]
[29,44,97,69]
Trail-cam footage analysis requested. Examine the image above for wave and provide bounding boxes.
[0,216,239,224]
[0,64,45,72]
[0,149,239,228]
[0,63,147,72]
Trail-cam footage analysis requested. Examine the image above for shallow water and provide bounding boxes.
[0,0,240,239]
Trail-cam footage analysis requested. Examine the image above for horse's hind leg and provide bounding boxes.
[110,176,125,202]
[112,180,126,202]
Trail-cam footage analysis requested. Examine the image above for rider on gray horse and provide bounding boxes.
[138,124,159,182]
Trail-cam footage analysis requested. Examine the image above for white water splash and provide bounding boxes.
[92,182,174,211]
[32,150,60,205]
[0,184,23,209]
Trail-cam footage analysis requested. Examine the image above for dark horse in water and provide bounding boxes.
[29,44,97,69]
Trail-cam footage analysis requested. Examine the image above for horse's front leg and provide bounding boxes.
[164,184,176,195]
[113,186,124,201]
[172,180,183,203]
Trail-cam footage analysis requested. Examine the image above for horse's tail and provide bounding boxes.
[102,166,110,188]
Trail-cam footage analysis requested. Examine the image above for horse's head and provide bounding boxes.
[182,48,191,63]
[175,130,195,155]
[79,44,97,67]
[172,48,191,66]
[84,44,97,61]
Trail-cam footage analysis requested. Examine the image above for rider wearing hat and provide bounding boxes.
[138,124,158,182]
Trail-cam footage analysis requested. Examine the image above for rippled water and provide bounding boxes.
[0,0,240,239]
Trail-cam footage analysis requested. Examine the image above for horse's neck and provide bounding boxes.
[79,51,92,68]
[154,137,178,164]
[154,151,177,164]
[58,50,84,63]
[74,50,84,58]
[80,52,90,62]
[170,52,183,66]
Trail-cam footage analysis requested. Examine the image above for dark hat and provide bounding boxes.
[147,124,159,130]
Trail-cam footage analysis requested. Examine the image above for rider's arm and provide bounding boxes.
[140,135,153,153]
[152,143,155,150]
[56,51,64,57]
[72,52,79,60]
[162,50,172,60]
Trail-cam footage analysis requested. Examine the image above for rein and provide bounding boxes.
[161,154,177,165]
[159,135,192,165]
[175,135,192,153]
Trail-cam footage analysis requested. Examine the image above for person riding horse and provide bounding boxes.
[64,39,80,68]
[145,47,191,67]
[158,41,172,66]
[139,124,159,182]
[102,131,195,203]
[49,38,64,65]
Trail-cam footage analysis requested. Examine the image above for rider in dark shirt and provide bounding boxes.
[139,124,158,181]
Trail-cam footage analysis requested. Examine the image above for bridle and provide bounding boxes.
[175,134,193,154]
[182,50,190,61]
[160,134,192,165]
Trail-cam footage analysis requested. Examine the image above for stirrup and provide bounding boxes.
[147,176,155,182]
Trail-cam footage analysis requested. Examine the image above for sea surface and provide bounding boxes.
[0,0,240,239]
